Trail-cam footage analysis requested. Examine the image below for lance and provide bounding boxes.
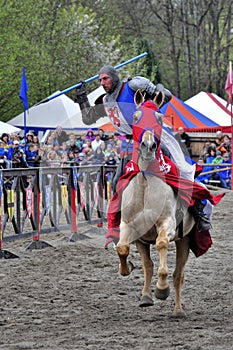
[37,52,148,105]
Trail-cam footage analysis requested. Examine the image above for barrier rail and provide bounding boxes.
[0,165,116,251]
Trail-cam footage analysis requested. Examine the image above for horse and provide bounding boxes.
[116,90,195,317]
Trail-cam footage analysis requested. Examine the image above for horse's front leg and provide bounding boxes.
[117,222,134,276]
[136,240,154,307]
[155,227,170,300]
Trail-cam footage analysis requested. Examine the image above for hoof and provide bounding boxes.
[139,295,154,307]
[119,261,135,276]
[172,307,186,318]
[155,286,170,300]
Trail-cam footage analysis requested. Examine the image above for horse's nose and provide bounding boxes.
[141,140,157,152]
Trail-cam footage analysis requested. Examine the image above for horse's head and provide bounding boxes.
[132,90,163,163]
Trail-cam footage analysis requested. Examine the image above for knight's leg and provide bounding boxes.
[155,228,170,300]
[105,161,130,248]
[136,241,154,307]
[190,199,211,231]
[173,235,190,316]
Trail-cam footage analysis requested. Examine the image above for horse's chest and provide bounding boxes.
[125,175,158,207]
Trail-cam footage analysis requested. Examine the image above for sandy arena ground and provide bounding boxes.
[0,188,232,350]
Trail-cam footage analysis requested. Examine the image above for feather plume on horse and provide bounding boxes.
[116,90,223,316]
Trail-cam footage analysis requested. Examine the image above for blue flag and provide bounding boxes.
[19,66,28,110]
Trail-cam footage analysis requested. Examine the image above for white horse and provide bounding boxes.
[117,90,195,316]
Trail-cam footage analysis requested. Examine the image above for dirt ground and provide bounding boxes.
[0,188,233,350]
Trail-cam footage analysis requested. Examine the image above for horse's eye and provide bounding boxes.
[133,110,142,123]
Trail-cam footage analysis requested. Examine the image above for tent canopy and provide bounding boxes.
[0,121,20,136]
[185,91,232,126]
[9,87,110,134]
[160,95,219,131]
[59,87,110,130]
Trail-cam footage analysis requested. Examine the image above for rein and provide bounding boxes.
[141,169,158,180]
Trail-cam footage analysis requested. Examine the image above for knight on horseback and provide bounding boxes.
[75,65,214,252]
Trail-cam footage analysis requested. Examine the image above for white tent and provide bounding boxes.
[9,87,110,133]
[185,91,232,126]
[0,121,20,136]
[59,86,110,130]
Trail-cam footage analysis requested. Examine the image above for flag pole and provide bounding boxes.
[36,52,148,105]
[19,67,29,139]
[23,109,27,140]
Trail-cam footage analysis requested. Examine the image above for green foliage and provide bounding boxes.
[0,0,120,121]
[0,0,232,124]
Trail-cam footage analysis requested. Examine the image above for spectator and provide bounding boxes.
[196,158,211,185]
[59,142,69,157]
[104,143,113,157]
[77,132,87,150]
[216,134,231,156]
[46,135,55,147]
[105,153,117,166]
[85,139,92,149]
[0,133,10,145]
[105,153,117,182]
[46,150,61,167]
[67,138,80,154]
[53,142,61,157]
[212,150,223,164]
[111,132,121,148]
[211,150,223,182]
[25,143,38,167]
[175,126,192,157]
[68,150,75,163]
[85,129,95,142]
[76,152,88,166]
[85,148,94,163]
[218,153,231,189]
[205,149,216,173]
[91,133,104,151]
[113,139,123,160]
[214,130,223,148]
[19,139,27,152]
[100,141,106,153]
[6,140,14,161]
[11,141,28,168]
[60,152,70,167]
[36,148,47,167]
[26,132,34,145]
[98,128,109,142]
[0,140,10,169]
[10,133,20,143]
[32,134,40,147]
[120,137,134,158]
[66,133,80,148]
[199,139,215,159]
[55,125,68,145]
[91,147,105,165]
[72,149,80,164]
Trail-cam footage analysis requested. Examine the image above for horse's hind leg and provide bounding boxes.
[136,241,154,307]
[155,228,170,300]
[173,235,190,317]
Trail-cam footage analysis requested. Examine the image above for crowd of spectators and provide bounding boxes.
[0,126,231,189]
[0,126,124,170]
[196,130,232,189]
